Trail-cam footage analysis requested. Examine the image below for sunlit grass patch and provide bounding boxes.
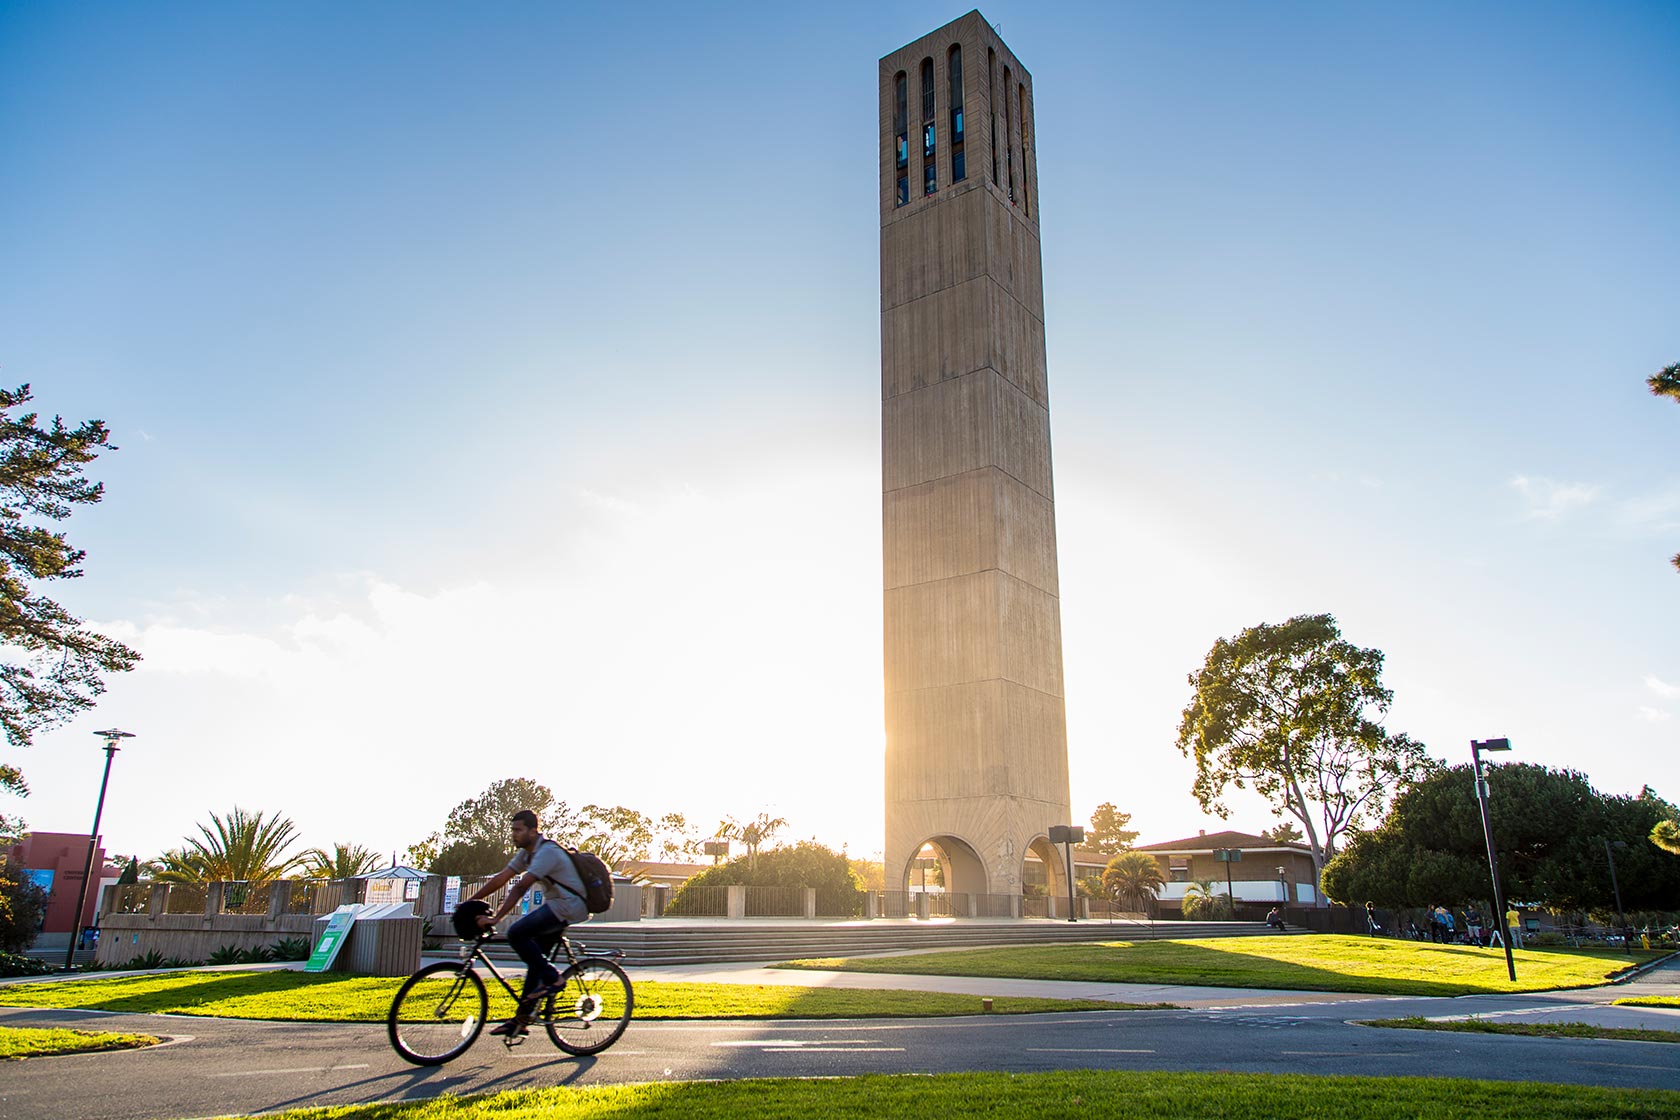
[1615,996,1680,1008]
[779,935,1650,996]
[217,1070,1680,1119]
[1365,1015,1680,1044]
[0,1024,158,1059]
[0,970,1154,1021]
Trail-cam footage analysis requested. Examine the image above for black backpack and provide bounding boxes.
[554,846,615,914]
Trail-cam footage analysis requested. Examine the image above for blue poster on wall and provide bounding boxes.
[25,869,53,892]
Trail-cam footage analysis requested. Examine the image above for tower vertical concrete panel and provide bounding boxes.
[880,11,1069,899]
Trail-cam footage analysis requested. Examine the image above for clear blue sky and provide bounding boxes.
[2,2,1676,865]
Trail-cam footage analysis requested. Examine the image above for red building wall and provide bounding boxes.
[6,831,115,934]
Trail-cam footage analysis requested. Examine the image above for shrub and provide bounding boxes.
[669,840,863,916]
[1181,891,1235,922]
[269,936,311,961]
[0,951,54,978]
[207,944,245,966]
[237,944,274,964]
[0,865,49,954]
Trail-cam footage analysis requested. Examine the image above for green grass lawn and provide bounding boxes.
[213,1070,1680,1119]
[1366,1016,1680,1044]
[0,970,1155,1021]
[0,1024,158,1059]
[777,935,1653,997]
[1615,995,1680,1008]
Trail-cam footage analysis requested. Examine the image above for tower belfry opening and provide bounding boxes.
[879,11,1070,909]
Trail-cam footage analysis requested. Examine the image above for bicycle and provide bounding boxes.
[387,927,633,1066]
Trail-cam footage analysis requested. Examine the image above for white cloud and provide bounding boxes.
[1646,675,1680,699]
[1510,475,1601,521]
[1639,706,1671,723]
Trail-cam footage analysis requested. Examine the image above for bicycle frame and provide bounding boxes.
[461,931,596,1005]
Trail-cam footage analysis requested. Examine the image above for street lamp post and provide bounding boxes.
[65,729,133,972]
[1471,737,1517,982]
[1603,839,1628,937]
[1047,825,1084,922]
[1276,865,1287,907]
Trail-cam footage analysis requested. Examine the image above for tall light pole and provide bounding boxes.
[1603,839,1628,936]
[1471,737,1516,982]
[65,729,133,971]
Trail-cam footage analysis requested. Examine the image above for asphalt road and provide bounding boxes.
[4,990,1680,1120]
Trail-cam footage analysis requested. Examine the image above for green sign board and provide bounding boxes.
[1214,848,1243,862]
[304,905,360,973]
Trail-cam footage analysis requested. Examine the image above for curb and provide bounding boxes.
[1609,949,1680,985]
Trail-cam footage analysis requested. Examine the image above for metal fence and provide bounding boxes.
[665,885,729,917]
[110,883,151,914]
[162,883,207,914]
[220,881,272,916]
[287,880,347,915]
[743,886,807,917]
[814,887,866,918]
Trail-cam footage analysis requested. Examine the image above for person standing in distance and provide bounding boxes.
[463,808,591,1035]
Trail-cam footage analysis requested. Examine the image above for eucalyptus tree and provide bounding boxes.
[1176,613,1437,878]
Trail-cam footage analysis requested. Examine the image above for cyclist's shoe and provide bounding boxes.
[524,979,564,1003]
[489,1018,530,1038]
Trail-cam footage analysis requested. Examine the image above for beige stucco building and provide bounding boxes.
[880,11,1071,900]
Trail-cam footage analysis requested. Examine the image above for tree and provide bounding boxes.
[717,813,788,874]
[1086,802,1139,854]
[1261,821,1304,844]
[429,778,570,877]
[654,812,702,862]
[301,843,380,879]
[403,833,441,872]
[1101,850,1165,913]
[1653,820,1680,855]
[1651,362,1680,571]
[0,385,140,837]
[1176,613,1438,879]
[1321,764,1680,914]
[0,861,49,953]
[154,807,305,884]
[1653,362,1680,402]
[571,805,654,870]
[848,858,885,891]
[115,855,140,886]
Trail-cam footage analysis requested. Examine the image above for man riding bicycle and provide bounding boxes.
[462,808,590,1036]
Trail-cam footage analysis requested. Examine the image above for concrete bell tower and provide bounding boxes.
[879,11,1071,905]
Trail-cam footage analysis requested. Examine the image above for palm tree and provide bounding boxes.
[1101,851,1165,914]
[1182,877,1234,921]
[718,813,788,874]
[154,807,306,884]
[1652,819,1680,855]
[300,843,381,879]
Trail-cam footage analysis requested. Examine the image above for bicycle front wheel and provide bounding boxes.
[544,957,633,1055]
[388,961,488,1066]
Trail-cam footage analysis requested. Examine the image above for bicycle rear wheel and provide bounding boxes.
[544,957,633,1055]
[388,961,488,1065]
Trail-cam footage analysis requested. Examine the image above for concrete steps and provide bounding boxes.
[456,919,1299,968]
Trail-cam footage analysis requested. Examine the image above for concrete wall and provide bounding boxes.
[880,12,1070,898]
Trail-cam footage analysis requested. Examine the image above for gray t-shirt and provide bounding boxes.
[506,838,591,924]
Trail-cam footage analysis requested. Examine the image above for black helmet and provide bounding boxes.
[452,899,493,940]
